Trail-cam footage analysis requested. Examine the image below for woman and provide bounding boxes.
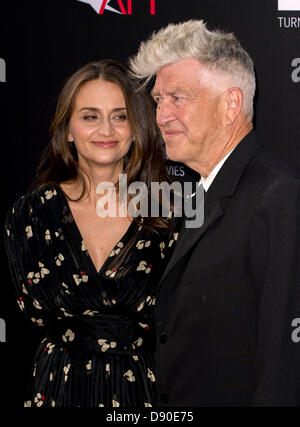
[4,60,178,407]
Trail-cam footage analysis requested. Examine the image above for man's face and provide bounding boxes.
[152,58,223,170]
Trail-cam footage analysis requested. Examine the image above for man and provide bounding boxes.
[130,20,300,406]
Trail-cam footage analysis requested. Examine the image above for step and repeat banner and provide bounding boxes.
[1,0,300,408]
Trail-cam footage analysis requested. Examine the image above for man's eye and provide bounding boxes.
[173,95,182,102]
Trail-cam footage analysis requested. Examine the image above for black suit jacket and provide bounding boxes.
[155,131,300,406]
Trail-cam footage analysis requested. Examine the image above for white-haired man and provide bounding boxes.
[130,20,300,406]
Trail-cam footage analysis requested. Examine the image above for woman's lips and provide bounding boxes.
[91,141,119,148]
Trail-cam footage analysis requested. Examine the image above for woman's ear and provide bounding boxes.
[68,131,73,142]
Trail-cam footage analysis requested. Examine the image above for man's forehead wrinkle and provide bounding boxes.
[153,79,201,97]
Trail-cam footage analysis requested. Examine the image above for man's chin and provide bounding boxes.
[165,148,185,164]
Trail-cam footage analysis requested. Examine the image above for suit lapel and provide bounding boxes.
[160,130,262,284]
[160,198,224,283]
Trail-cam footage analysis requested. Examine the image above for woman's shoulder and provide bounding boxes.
[6,183,60,224]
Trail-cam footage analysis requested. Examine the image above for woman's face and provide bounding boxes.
[68,79,132,170]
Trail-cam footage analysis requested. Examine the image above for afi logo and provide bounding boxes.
[278,0,300,10]
[0,58,6,83]
[77,0,156,14]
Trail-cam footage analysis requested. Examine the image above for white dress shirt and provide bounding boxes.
[193,148,235,195]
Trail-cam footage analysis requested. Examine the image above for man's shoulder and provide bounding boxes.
[247,145,299,189]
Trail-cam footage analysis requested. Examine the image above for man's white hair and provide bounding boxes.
[130,20,256,117]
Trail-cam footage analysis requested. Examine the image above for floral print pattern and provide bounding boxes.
[4,183,180,407]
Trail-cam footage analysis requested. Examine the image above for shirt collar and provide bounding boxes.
[199,148,235,192]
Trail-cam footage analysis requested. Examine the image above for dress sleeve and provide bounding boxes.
[4,195,50,327]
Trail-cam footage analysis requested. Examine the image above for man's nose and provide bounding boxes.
[156,100,175,127]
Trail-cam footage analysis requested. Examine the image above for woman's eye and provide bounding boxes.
[82,115,97,121]
[153,97,161,104]
[112,114,127,121]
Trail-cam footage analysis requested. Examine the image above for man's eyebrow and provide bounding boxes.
[151,87,192,97]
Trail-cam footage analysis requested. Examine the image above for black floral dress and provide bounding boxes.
[4,183,178,408]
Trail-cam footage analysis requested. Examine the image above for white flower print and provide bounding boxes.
[33,299,42,310]
[55,253,64,266]
[34,393,45,407]
[137,260,152,274]
[137,295,153,312]
[27,262,50,285]
[86,360,92,373]
[136,240,151,250]
[45,229,51,241]
[132,337,143,350]
[31,317,44,326]
[45,188,57,200]
[54,228,64,240]
[62,329,75,343]
[73,272,88,286]
[97,339,117,352]
[105,268,118,278]
[160,241,166,258]
[133,355,139,361]
[144,403,152,407]
[82,309,99,316]
[138,322,150,330]
[49,372,54,382]
[17,297,25,311]
[112,399,120,407]
[25,225,33,239]
[51,400,55,407]
[6,227,10,237]
[147,367,156,382]
[124,369,136,382]
[60,307,73,317]
[27,271,40,285]
[109,242,124,257]
[21,283,28,295]
[105,363,110,378]
[138,217,144,231]
[44,342,55,355]
[33,363,37,377]
[61,282,70,295]
[39,262,50,277]
[98,403,105,407]
[168,232,179,247]
[81,240,87,252]
[24,400,32,407]
[63,363,71,382]
[40,196,45,204]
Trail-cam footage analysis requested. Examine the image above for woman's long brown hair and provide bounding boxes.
[35,59,172,232]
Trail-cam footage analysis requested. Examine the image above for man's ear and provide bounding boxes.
[223,87,243,125]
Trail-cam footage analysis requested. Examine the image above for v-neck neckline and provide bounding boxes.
[54,182,136,276]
